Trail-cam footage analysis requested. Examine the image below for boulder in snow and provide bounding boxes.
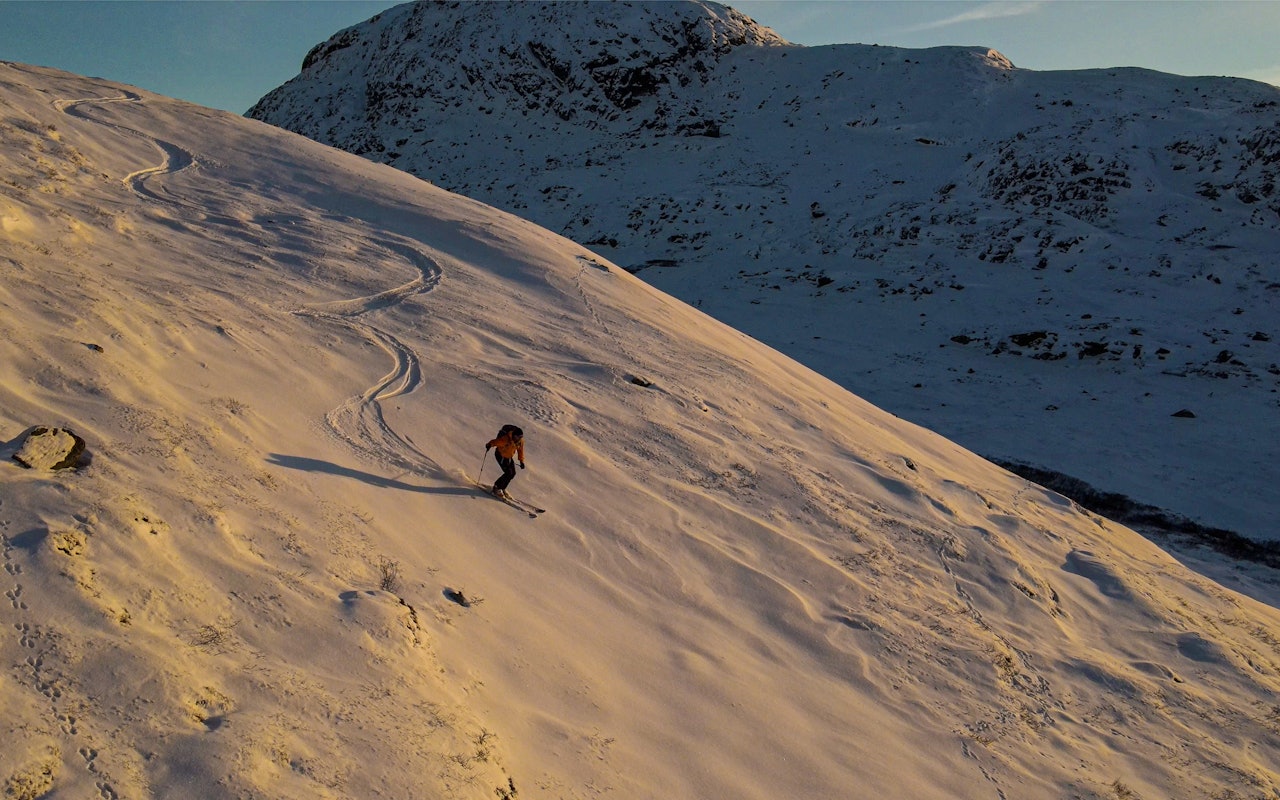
[11,426,86,470]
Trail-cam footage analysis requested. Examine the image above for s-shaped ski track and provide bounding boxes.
[291,236,446,478]
[56,92,200,209]
[59,88,446,483]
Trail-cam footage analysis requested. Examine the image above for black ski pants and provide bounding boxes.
[493,452,518,492]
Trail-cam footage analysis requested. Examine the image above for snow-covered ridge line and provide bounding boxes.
[248,0,1280,544]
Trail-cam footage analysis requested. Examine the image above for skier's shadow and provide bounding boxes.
[266,454,473,496]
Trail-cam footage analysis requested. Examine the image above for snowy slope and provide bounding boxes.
[248,0,1280,544]
[4,61,1280,800]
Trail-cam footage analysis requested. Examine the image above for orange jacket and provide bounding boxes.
[487,431,525,462]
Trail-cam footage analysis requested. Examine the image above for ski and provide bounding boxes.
[504,494,546,516]
[489,490,545,518]
[492,490,538,518]
[468,477,544,517]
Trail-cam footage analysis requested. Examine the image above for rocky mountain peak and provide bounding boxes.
[254,0,789,138]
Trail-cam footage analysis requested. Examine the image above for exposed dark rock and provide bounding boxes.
[11,426,86,470]
[993,459,1280,569]
[1009,331,1050,347]
[444,587,479,608]
[1078,341,1110,358]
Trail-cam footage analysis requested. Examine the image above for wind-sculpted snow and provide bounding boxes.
[4,62,1280,800]
[248,1,1280,545]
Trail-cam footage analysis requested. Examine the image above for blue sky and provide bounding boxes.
[1,1,1277,114]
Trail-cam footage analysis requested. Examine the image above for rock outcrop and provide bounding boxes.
[11,426,86,470]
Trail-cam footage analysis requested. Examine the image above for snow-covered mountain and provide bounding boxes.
[248,0,1280,546]
[4,59,1280,800]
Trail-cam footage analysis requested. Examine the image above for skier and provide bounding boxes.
[485,424,525,499]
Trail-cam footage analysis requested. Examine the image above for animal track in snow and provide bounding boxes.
[6,582,27,610]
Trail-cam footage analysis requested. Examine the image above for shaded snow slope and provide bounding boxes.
[249,0,1280,543]
[4,62,1280,800]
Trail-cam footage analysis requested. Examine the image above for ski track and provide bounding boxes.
[62,92,445,480]
[291,236,444,477]
[56,92,201,209]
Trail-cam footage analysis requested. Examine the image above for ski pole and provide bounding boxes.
[479,447,489,482]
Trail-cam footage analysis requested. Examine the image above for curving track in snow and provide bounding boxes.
[56,92,201,208]
[60,91,445,478]
[291,237,444,477]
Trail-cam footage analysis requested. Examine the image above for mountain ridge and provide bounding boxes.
[248,0,1280,544]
